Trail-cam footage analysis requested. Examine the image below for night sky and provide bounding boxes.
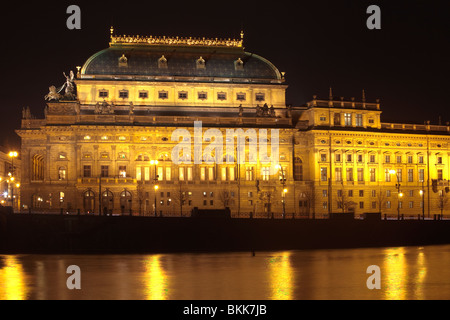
[0,0,448,150]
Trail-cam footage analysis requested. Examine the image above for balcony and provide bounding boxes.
[78,177,137,184]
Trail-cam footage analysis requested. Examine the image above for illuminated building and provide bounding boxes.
[16,29,450,218]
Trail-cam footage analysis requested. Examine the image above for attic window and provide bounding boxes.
[99,90,109,98]
[235,58,244,71]
[196,57,206,69]
[255,93,265,102]
[198,92,208,101]
[119,54,128,68]
[158,55,168,69]
[236,93,246,101]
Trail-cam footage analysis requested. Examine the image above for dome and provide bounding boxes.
[80,34,282,83]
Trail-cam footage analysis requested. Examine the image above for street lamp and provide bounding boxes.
[8,151,18,211]
[419,188,425,220]
[151,160,159,217]
[389,169,402,220]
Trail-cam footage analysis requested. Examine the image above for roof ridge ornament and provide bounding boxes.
[110,32,244,48]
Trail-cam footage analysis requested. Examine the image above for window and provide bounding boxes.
[323,202,328,210]
[409,201,414,209]
[166,167,172,181]
[419,169,424,182]
[355,114,363,127]
[236,93,246,101]
[198,92,208,100]
[119,54,128,67]
[418,156,424,164]
[386,201,391,209]
[136,167,142,181]
[320,116,327,121]
[179,167,185,181]
[255,93,265,102]
[84,165,92,178]
[397,155,402,164]
[246,167,254,181]
[348,190,353,197]
[438,169,443,181]
[408,156,413,164]
[372,202,377,209]
[208,167,214,181]
[157,167,164,181]
[335,168,342,182]
[99,90,109,98]
[139,91,148,99]
[409,190,414,197]
[320,154,327,162]
[178,91,188,100]
[385,155,391,163]
[360,202,364,209]
[119,166,127,178]
[119,90,129,99]
[187,167,193,181]
[159,91,168,100]
[262,167,271,181]
[158,55,168,69]
[357,154,363,163]
[335,154,341,162]
[370,155,376,163]
[323,190,328,198]
[347,154,352,162]
[321,167,328,182]
[399,201,403,209]
[294,158,303,181]
[196,57,206,69]
[397,169,403,182]
[32,154,45,181]
[334,113,341,126]
[101,166,109,178]
[371,190,377,197]
[357,168,364,182]
[344,113,352,126]
[437,156,443,164]
[359,190,364,197]
[221,167,227,181]
[370,168,376,182]
[408,169,414,182]
[235,58,244,70]
[346,168,353,181]
[217,92,227,101]
[385,169,391,182]
[60,192,65,203]
[386,190,391,197]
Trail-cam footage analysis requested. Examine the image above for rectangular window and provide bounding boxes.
[144,167,150,181]
[359,190,364,197]
[386,190,391,197]
[335,168,342,182]
[397,169,403,182]
[399,201,403,209]
[334,113,341,126]
[178,91,188,100]
[385,155,391,163]
[409,190,414,197]
[83,165,91,178]
[408,156,413,164]
[370,168,376,182]
[371,190,377,197]
[386,201,391,209]
[159,91,168,100]
[438,169,443,181]
[321,167,328,182]
[262,167,270,181]
[236,93,246,101]
[198,92,208,100]
[408,169,414,182]
[355,114,363,127]
[344,113,352,126]
[323,202,328,210]
[187,167,193,181]
[359,202,364,209]
[255,93,265,102]
[166,167,172,181]
[157,167,164,181]
[335,154,341,162]
[385,169,391,182]
[346,168,353,181]
[347,154,352,162]
[321,154,327,162]
[101,166,109,178]
[119,166,127,178]
[217,92,227,101]
[179,167,185,181]
[208,167,215,181]
[419,169,424,182]
[418,156,424,164]
[357,154,363,163]
[323,190,328,198]
[136,167,142,181]
[372,202,377,209]
[337,190,343,197]
[119,90,129,99]
[370,155,376,163]
[200,167,206,181]
[357,168,364,182]
[99,90,109,98]
[221,167,227,181]
[437,156,443,164]
[139,91,148,99]
[397,155,402,164]
[229,167,235,181]
[348,190,353,197]
[246,167,254,181]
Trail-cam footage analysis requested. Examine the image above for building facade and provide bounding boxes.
[16,30,450,218]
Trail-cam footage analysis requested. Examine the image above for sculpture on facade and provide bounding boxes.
[44,86,62,101]
[95,101,115,114]
[44,71,77,101]
[238,105,243,117]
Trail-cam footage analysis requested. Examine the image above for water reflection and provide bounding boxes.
[143,255,169,300]
[383,247,407,300]
[268,252,293,300]
[0,256,27,300]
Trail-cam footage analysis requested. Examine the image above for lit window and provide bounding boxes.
[58,167,66,181]
[262,167,271,181]
[119,166,127,178]
[344,113,352,126]
[355,114,363,127]
[60,192,65,203]
[84,136,91,140]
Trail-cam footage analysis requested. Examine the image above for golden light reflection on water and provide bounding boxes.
[0,256,27,300]
[383,247,407,300]
[143,255,169,300]
[414,251,427,300]
[268,252,293,300]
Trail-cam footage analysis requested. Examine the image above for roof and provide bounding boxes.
[80,33,283,83]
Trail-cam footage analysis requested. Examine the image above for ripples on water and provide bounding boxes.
[1,245,450,300]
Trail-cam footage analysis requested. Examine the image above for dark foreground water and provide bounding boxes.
[1,245,450,300]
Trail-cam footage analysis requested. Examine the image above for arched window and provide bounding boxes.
[120,190,132,214]
[83,190,95,213]
[58,167,67,181]
[294,157,303,181]
[32,154,45,181]
[136,154,150,162]
[101,190,114,214]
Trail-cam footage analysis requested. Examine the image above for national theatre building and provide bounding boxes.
[16,29,450,218]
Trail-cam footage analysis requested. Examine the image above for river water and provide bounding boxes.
[1,245,450,300]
